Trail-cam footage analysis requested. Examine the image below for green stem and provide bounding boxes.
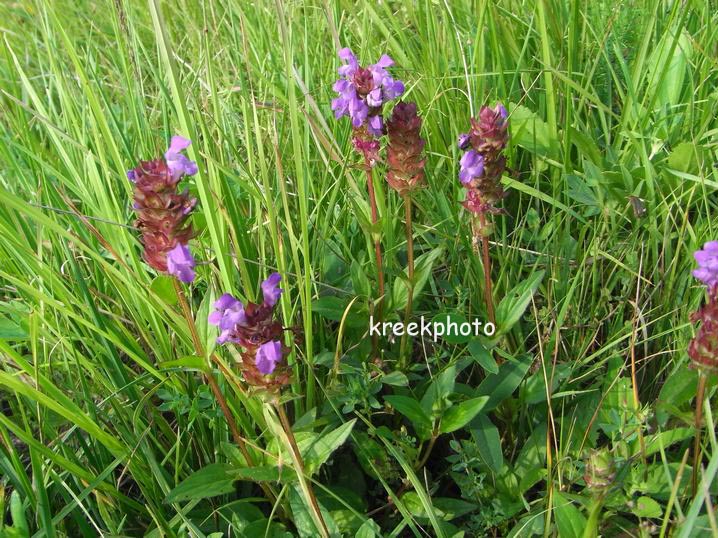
[399,195,414,370]
[414,433,437,471]
[476,213,495,325]
[692,372,707,496]
[364,155,385,345]
[276,402,330,538]
[582,496,604,538]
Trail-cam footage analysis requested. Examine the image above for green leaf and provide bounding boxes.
[632,496,662,518]
[508,103,559,159]
[165,463,237,503]
[495,271,544,335]
[471,415,503,473]
[392,247,444,311]
[553,492,586,538]
[475,355,532,411]
[667,142,702,173]
[350,259,371,297]
[440,397,489,434]
[421,365,458,418]
[355,519,381,538]
[312,296,365,328]
[385,395,432,439]
[0,317,28,340]
[381,371,409,387]
[159,355,209,372]
[304,419,356,474]
[401,492,477,521]
[468,340,498,374]
[288,485,339,538]
[643,428,693,457]
[431,313,473,344]
[150,275,178,306]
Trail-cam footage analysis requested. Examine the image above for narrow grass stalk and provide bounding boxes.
[399,195,414,369]
[275,402,330,538]
[364,157,385,324]
[692,372,707,496]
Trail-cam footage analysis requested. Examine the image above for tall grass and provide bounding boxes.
[0,0,717,536]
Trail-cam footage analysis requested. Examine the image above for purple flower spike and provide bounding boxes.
[332,47,404,138]
[459,150,484,184]
[255,340,283,375]
[167,243,196,283]
[165,135,198,181]
[693,241,718,288]
[261,273,283,307]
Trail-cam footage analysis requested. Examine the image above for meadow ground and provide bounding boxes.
[1,0,718,536]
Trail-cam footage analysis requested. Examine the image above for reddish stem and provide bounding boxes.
[478,213,495,325]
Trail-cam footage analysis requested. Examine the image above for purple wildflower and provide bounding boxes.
[209,293,247,344]
[165,135,199,181]
[331,47,404,137]
[459,150,485,184]
[166,243,196,283]
[255,340,283,375]
[693,241,718,289]
[261,273,283,307]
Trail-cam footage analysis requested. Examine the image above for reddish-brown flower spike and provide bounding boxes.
[688,287,718,373]
[386,101,426,196]
[130,158,196,276]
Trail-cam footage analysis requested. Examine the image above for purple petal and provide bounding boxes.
[127,170,136,182]
[374,54,394,68]
[166,135,191,156]
[367,88,383,107]
[214,293,240,311]
[166,243,196,283]
[457,133,470,150]
[208,311,224,325]
[261,273,283,307]
[333,79,350,92]
[255,340,283,375]
[367,115,383,137]
[338,47,354,61]
[382,77,404,100]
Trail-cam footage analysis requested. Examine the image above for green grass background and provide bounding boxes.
[0,0,717,536]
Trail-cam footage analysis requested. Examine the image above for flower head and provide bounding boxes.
[693,241,718,289]
[209,274,291,389]
[331,47,404,139]
[128,136,199,282]
[457,102,509,222]
[167,243,196,283]
[386,101,426,195]
[688,241,718,373]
